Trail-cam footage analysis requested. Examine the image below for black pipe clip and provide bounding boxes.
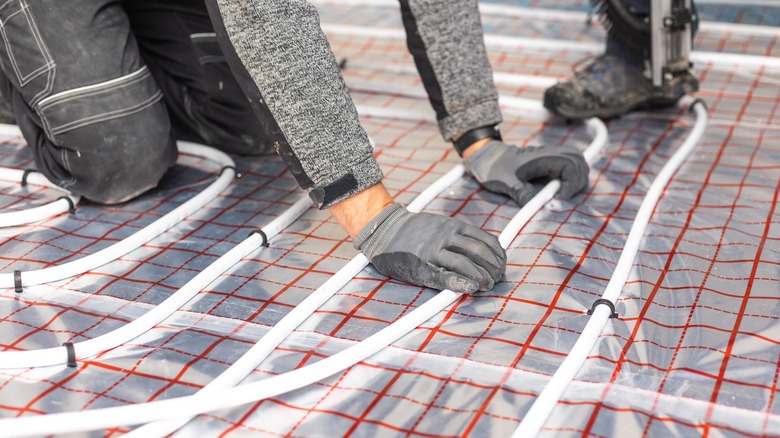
[57,196,76,214]
[13,270,22,293]
[587,298,619,319]
[688,98,708,113]
[248,229,269,247]
[20,169,36,187]
[220,165,240,179]
[62,342,77,368]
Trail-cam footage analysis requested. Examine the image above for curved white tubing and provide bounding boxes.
[512,97,708,438]
[0,103,608,437]
[0,123,23,137]
[0,168,81,227]
[0,124,81,227]
[128,164,467,438]
[131,99,603,437]
[348,63,559,90]
[0,141,235,291]
[321,24,780,71]
[696,0,780,6]
[0,196,312,369]
[313,0,780,37]
[130,102,607,437]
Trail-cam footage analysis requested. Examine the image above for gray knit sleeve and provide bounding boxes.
[210,0,383,208]
[400,0,503,141]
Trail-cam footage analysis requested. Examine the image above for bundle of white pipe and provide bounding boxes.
[0,124,81,228]
[512,97,708,437]
[0,141,236,292]
[0,98,609,437]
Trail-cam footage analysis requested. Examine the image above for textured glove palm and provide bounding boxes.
[354,204,506,294]
[464,141,589,206]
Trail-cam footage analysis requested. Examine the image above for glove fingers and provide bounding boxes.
[371,253,480,294]
[438,249,496,292]
[446,234,506,283]
[433,270,482,294]
[456,227,508,268]
[556,153,589,200]
[480,179,538,207]
[554,161,579,200]
[510,181,538,207]
[514,154,574,183]
[515,154,588,201]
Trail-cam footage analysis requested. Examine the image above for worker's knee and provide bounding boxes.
[34,71,178,204]
[62,109,177,205]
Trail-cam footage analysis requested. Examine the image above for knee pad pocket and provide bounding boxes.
[35,66,163,144]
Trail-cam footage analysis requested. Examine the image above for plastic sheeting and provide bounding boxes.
[1,1,779,437]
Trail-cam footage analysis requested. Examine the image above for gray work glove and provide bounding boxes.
[464,141,589,206]
[354,203,506,294]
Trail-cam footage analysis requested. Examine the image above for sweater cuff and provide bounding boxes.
[308,154,384,209]
[439,98,503,142]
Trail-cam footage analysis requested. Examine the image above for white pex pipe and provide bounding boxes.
[0,168,81,228]
[0,103,608,437]
[0,136,383,368]
[127,154,466,438]
[512,97,709,438]
[0,124,81,227]
[0,196,312,369]
[0,141,235,292]
[312,0,780,37]
[130,97,598,437]
[320,24,780,71]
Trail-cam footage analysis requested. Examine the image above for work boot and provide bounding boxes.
[544,53,699,120]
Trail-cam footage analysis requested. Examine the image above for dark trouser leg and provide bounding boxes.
[0,0,177,204]
[0,82,13,124]
[123,0,284,156]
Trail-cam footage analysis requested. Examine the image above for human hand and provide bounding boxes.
[464,141,589,206]
[354,203,506,294]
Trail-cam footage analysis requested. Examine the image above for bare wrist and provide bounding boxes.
[460,137,493,160]
[327,182,394,238]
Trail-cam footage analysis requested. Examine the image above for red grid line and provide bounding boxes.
[581,67,773,437]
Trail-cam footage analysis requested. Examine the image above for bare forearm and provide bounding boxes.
[327,183,394,238]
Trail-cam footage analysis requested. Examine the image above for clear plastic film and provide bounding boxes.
[1,1,779,437]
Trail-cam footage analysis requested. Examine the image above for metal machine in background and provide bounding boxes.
[595,0,698,102]
[651,0,696,100]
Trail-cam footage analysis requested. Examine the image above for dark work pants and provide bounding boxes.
[0,0,282,204]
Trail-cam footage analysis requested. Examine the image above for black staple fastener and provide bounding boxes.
[587,298,619,318]
[20,169,35,186]
[688,98,708,113]
[13,270,22,293]
[248,229,269,247]
[62,342,77,368]
[220,166,239,178]
[57,196,76,214]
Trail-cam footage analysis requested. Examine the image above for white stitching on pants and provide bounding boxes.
[38,66,150,108]
[0,2,55,104]
[49,90,163,135]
